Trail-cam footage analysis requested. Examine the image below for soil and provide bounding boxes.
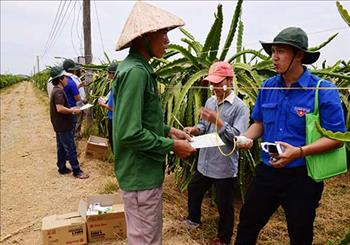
[1,82,349,245]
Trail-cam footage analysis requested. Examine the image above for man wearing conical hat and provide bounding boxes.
[235,27,345,244]
[112,2,196,244]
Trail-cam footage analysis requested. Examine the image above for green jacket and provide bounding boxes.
[112,49,174,191]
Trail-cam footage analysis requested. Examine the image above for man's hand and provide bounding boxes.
[236,136,254,150]
[173,140,196,159]
[98,97,106,106]
[78,81,85,88]
[72,107,82,115]
[200,108,223,128]
[169,127,192,141]
[183,127,200,136]
[269,141,300,168]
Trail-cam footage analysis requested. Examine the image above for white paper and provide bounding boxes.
[80,103,93,110]
[189,133,225,149]
[86,203,113,216]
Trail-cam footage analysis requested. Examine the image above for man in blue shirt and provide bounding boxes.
[63,59,85,140]
[234,27,345,245]
[64,77,81,108]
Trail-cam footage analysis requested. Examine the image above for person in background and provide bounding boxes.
[47,76,54,99]
[183,61,249,245]
[63,59,86,140]
[49,66,89,179]
[234,27,345,245]
[98,63,118,152]
[113,2,196,244]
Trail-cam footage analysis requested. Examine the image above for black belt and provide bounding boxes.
[261,163,307,175]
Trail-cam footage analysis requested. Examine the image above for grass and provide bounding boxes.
[161,171,350,245]
[99,178,119,194]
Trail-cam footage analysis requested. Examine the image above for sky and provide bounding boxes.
[1,1,350,75]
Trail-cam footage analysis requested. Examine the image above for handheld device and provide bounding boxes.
[261,142,284,155]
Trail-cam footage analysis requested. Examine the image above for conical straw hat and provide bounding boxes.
[115,1,185,51]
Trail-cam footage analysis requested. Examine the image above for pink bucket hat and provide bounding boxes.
[203,61,234,84]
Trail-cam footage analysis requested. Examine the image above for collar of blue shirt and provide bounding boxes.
[276,66,311,88]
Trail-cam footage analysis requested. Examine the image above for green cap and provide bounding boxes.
[260,27,320,64]
[63,59,81,71]
[49,66,68,82]
[107,63,118,73]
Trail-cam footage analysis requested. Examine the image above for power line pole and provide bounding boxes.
[37,56,40,73]
[83,0,92,65]
[83,0,93,126]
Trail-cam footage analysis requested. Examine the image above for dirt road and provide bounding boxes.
[0,82,119,244]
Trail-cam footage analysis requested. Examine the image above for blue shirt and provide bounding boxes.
[197,92,249,178]
[64,77,80,107]
[107,90,113,120]
[252,68,345,168]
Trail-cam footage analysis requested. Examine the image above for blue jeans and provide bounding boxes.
[56,129,81,175]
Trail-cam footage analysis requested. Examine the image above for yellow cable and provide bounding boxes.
[212,89,237,157]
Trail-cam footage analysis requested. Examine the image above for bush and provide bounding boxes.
[0,74,26,89]
[31,69,50,92]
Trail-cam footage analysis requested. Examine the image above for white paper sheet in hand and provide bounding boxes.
[80,103,93,110]
[189,133,225,149]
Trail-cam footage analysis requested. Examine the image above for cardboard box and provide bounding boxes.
[79,193,126,243]
[42,212,87,245]
[85,135,109,160]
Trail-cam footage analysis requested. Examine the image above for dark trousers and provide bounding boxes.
[235,164,324,245]
[56,129,81,175]
[188,171,236,244]
[107,118,113,153]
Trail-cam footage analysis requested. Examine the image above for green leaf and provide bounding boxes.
[308,33,338,52]
[171,69,208,125]
[185,90,194,127]
[179,27,196,41]
[168,44,201,69]
[228,49,269,63]
[104,52,111,64]
[193,89,202,125]
[201,4,223,61]
[310,70,350,81]
[208,4,223,61]
[336,1,350,26]
[156,58,190,76]
[235,20,244,63]
[219,0,243,60]
[234,62,263,85]
[254,60,274,71]
[181,38,203,57]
